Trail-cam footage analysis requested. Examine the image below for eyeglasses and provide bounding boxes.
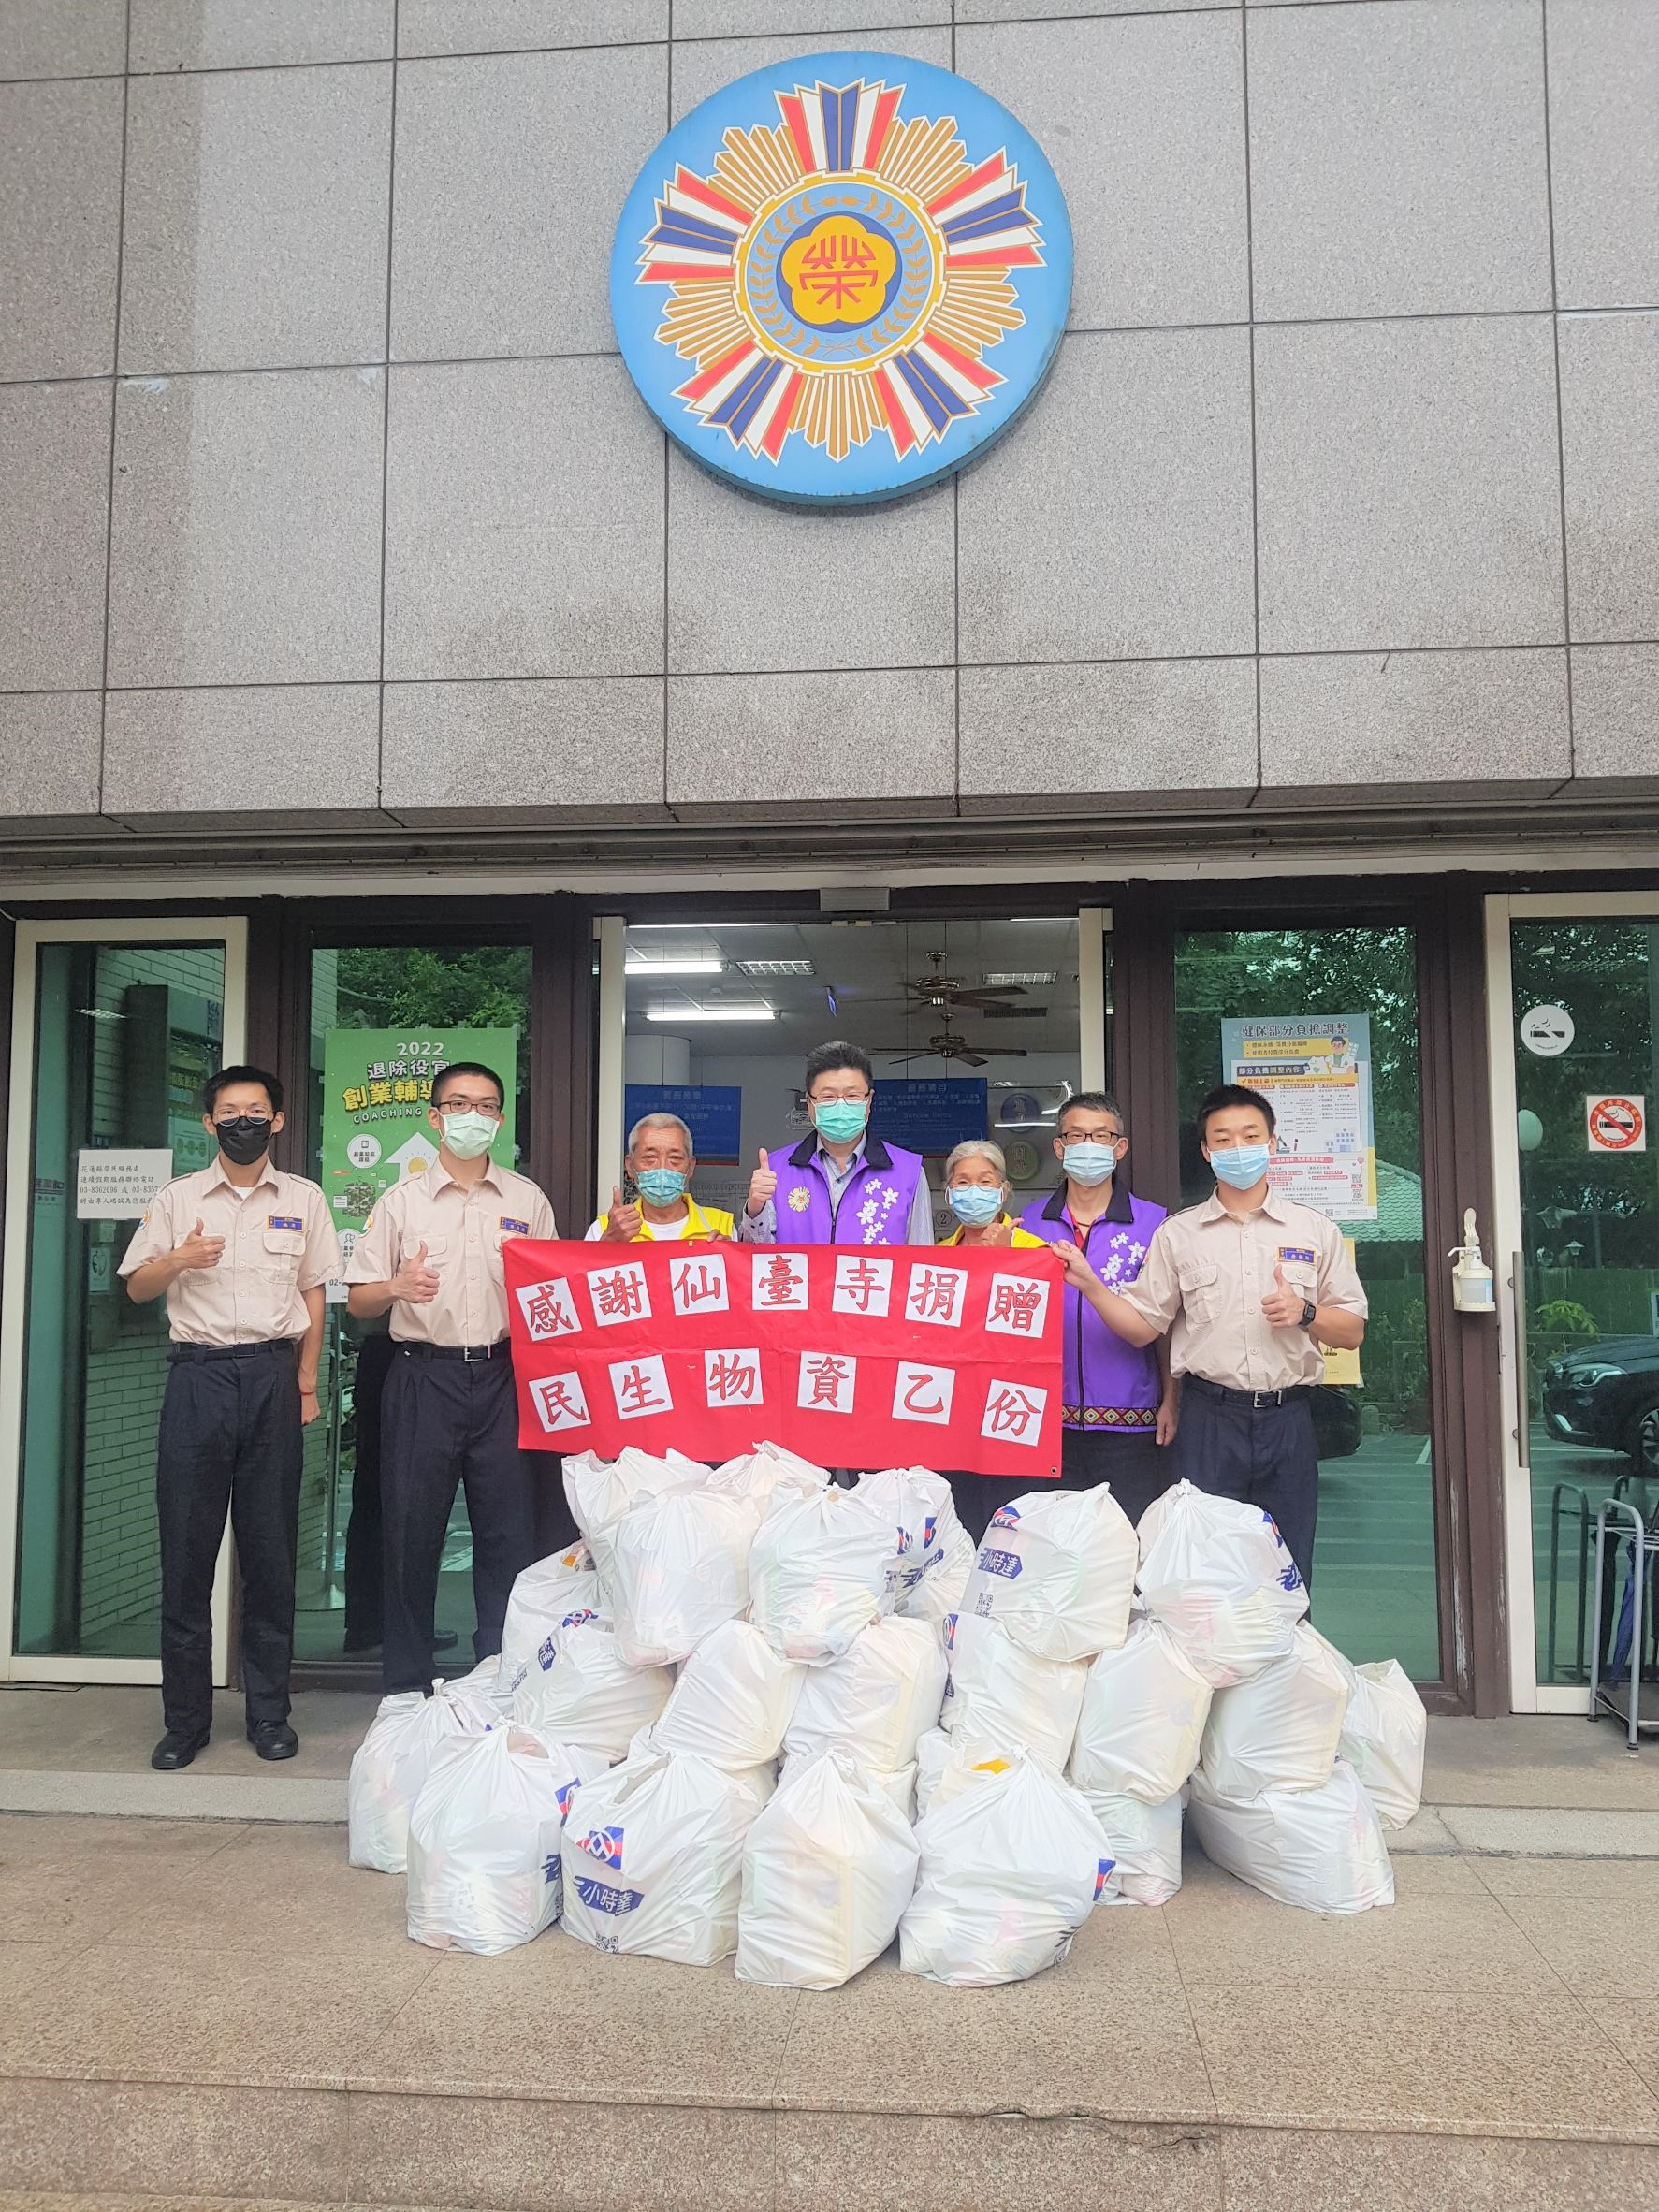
[435,1097,502,1113]
[1060,1128,1123,1145]
[808,1087,872,1104]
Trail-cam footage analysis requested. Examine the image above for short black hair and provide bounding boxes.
[1196,1083,1276,1143]
[203,1065,283,1115]
[432,1059,506,1110]
[1057,1089,1125,1135]
[804,1040,873,1093]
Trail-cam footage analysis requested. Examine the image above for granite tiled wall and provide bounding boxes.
[0,0,1653,840]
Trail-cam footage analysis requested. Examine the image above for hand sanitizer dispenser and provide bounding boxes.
[1448,1208,1496,1314]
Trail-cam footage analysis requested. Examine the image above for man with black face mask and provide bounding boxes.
[120,1066,339,1770]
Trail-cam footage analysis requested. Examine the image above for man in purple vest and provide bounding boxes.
[737,1040,933,1246]
[1018,1089,1178,1528]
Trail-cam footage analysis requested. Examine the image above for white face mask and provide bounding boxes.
[438,1108,498,1160]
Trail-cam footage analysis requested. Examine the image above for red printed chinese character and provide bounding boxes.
[593,1269,646,1319]
[531,1372,589,1434]
[989,1278,1044,1334]
[805,1354,852,1406]
[985,1383,1041,1439]
[908,1267,963,1324]
[519,1282,576,1339]
[617,1361,668,1414]
[757,1253,805,1307]
[837,1259,884,1313]
[706,1351,760,1404]
[676,1261,723,1306]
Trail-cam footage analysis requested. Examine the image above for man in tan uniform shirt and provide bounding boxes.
[1055,1083,1366,1590]
[120,1064,339,1769]
[345,1059,560,1694]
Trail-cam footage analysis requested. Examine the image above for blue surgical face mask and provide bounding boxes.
[813,1099,868,1144]
[1209,1143,1272,1191]
[634,1168,689,1206]
[949,1184,1005,1227]
[1061,1141,1118,1188]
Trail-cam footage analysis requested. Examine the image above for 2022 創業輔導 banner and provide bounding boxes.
[503,1240,1064,1477]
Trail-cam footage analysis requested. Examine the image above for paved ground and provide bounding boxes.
[5,1690,1659,2208]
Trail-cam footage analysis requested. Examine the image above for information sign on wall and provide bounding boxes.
[1221,1015,1377,1223]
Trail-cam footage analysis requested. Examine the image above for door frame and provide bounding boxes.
[0,916,248,1686]
[590,902,1113,1225]
[1113,878,1504,1714]
[1486,889,1659,1713]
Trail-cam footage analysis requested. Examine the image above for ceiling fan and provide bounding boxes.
[893,949,1027,1011]
[892,1011,1029,1070]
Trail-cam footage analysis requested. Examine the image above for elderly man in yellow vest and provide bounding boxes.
[586,1112,736,1243]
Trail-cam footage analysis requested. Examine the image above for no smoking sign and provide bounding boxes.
[1586,1094,1647,1153]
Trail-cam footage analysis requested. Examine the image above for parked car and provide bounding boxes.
[1542,1335,1659,1467]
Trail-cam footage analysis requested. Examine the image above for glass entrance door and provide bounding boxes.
[2,922,245,1681]
[1172,924,1443,1684]
[1495,904,1659,1704]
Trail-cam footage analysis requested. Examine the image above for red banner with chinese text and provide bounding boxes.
[502,1240,1064,1477]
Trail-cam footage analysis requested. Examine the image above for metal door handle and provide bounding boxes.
[1510,1250,1530,1474]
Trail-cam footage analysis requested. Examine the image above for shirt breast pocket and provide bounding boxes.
[1176,1259,1224,1321]
[260,1227,305,1276]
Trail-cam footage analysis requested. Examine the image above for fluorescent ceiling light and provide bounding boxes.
[625,955,723,975]
[736,959,816,978]
[645,1006,776,1024]
[982,970,1057,987]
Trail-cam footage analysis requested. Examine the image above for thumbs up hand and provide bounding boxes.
[174,1217,226,1272]
[1261,1260,1306,1328]
[393,1238,441,1304]
[745,1145,778,1220]
[604,1184,643,1242]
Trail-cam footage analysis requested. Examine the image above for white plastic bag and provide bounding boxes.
[939,1608,1085,1769]
[856,1468,967,1608]
[1136,1480,1307,1686]
[346,1685,484,1874]
[564,1448,702,1600]
[495,1543,601,1701]
[1334,1654,1428,1827]
[708,1441,827,1515]
[736,1750,921,1989]
[897,1521,975,1629]
[653,1618,805,1768]
[900,1755,1114,1986]
[783,1614,947,1775]
[913,1728,1033,1819]
[1201,1621,1349,1800]
[560,1748,762,1965]
[510,1615,673,1764]
[779,1748,916,1825]
[444,1654,514,1727]
[607,1482,759,1667]
[1079,1787,1184,1906]
[748,1482,896,1663]
[1070,1612,1212,1804]
[1188,1761,1394,1913]
[406,1723,606,1954]
[964,1486,1138,1662]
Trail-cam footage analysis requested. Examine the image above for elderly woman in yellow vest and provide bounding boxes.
[937,1138,1045,1249]
[586,1112,736,1243]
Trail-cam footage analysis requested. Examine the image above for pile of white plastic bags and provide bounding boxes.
[344,1451,1427,1975]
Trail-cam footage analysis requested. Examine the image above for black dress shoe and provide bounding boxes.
[152,1727,210,1770]
[247,1720,298,1761]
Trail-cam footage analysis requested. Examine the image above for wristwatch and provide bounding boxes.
[1299,1299,1317,1329]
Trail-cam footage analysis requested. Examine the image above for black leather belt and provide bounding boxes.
[169,1338,295,1363]
[400,1340,511,1362]
[1187,1374,1313,1410]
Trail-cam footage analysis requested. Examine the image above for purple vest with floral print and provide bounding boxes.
[771,1135,925,1245]
[1020,1183,1167,1429]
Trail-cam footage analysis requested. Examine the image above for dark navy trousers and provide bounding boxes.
[1171,1375,1320,1593]
[379,1347,537,1695]
[155,1339,302,1736]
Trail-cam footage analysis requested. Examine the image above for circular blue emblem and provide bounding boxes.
[610,51,1073,506]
